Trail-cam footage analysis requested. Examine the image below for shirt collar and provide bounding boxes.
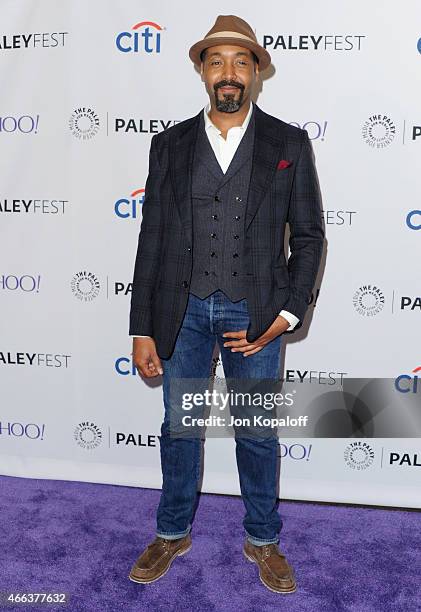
[204,101,253,135]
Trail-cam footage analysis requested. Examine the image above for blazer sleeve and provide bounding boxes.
[282,129,324,331]
[129,134,163,336]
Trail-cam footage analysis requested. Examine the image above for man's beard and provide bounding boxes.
[213,80,245,113]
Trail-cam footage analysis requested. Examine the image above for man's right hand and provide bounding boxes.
[132,337,163,378]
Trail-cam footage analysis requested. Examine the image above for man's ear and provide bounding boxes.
[200,62,204,81]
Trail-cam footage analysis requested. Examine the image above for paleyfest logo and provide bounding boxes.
[362,114,396,148]
[352,284,385,317]
[116,20,164,53]
[71,271,100,302]
[344,441,374,470]
[69,107,100,140]
[74,422,102,450]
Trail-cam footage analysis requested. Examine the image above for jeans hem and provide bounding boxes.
[245,530,279,546]
[156,524,191,540]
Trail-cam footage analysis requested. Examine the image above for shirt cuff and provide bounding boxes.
[130,335,152,338]
[278,310,300,331]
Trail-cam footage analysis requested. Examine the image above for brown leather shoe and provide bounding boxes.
[128,534,192,584]
[243,540,297,593]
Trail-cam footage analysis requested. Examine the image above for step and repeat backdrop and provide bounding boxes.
[1,0,420,508]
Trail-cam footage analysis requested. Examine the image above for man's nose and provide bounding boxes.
[221,63,237,81]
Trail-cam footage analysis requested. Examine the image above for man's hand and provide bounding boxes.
[132,337,163,377]
[222,315,290,357]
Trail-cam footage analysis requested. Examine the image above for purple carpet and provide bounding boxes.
[0,475,420,611]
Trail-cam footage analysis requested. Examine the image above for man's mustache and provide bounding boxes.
[214,80,245,92]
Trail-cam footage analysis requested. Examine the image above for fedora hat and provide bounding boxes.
[189,15,271,71]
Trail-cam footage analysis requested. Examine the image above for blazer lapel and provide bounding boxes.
[244,104,289,232]
[169,110,201,248]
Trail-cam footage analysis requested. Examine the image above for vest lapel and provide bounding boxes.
[194,113,225,182]
[216,105,255,188]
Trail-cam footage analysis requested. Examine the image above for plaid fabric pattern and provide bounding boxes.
[129,104,324,359]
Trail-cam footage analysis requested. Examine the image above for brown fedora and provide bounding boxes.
[189,15,271,71]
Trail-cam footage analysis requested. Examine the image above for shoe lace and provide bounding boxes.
[261,544,273,559]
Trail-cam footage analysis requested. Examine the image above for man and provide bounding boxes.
[128,15,324,593]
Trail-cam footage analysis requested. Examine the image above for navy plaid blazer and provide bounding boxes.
[129,103,325,359]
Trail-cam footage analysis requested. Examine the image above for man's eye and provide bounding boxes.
[210,60,221,66]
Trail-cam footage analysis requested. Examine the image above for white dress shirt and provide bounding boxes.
[132,102,299,337]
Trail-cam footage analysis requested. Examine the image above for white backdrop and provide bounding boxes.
[1,0,420,508]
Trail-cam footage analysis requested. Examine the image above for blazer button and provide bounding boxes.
[182,281,188,288]
[204,270,209,275]
[234,215,240,220]
[210,232,217,238]
[232,271,238,276]
[235,196,242,202]
[233,253,239,258]
[212,214,218,220]
[214,195,221,202]
[233,234,239,239]
[187,247,191,252]
[210,251,216,257]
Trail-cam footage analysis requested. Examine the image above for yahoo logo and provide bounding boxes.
[0,421,45,439]
[1,274,41,292]
[289,120,328,140]
[116,21,163,53]
[278,443,313,461]
[115,188,145,218]
[0,114,39,133]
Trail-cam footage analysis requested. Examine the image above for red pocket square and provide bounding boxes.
[277,159,292,170]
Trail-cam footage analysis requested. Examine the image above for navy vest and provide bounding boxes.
[189,106,255,302]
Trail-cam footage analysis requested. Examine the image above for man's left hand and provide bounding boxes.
[222,315,290,357]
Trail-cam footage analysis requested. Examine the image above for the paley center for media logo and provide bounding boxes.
[71,271,100,301]
[74,421,103,450]
[362,115,396,148]
[344,441,375,470]
[69,107,100,140]
[352,284,385,317]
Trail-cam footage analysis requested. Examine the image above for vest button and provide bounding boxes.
[214,195,221,202]
[182,281,188,288]
[210,251,216,257]
[210,232,217,238]
[232,271,238,276]
[233,253,239,258]
[234,215,240,220]
[235,196,242,202]
[212,214,218,220]
[204,270,209,275]
[187,247,191,252]
[233,234,239,239]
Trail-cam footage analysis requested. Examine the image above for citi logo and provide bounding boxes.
[395,366,420,394]
[115,188,145,219]
[116,21,163,54]
[406,209,421,230]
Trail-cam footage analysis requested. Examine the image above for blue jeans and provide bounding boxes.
[156,289,283,546]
